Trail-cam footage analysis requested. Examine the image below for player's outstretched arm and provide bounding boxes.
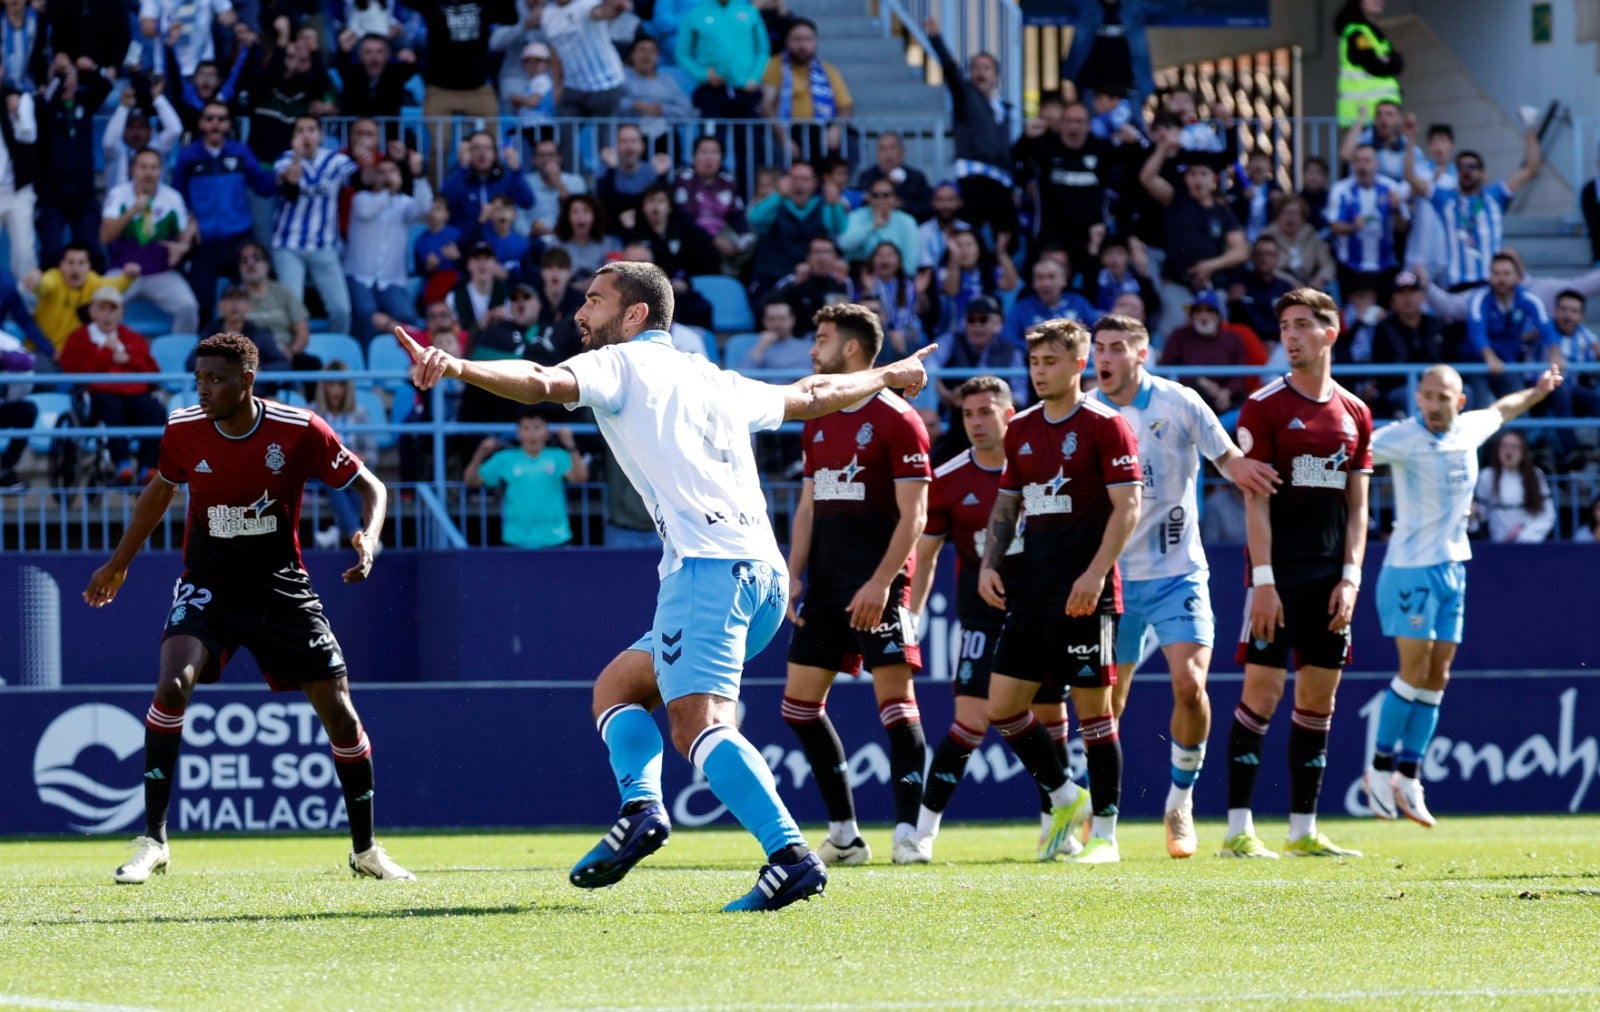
[393,326,579,405]
[1491,364,1564,424]
[782,345,937,420]
[83,478,179,608]
[1217,448,1280,497]
[342,465,387,584]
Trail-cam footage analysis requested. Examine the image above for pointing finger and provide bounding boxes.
[393,325,425,363]
[914,343,938,361]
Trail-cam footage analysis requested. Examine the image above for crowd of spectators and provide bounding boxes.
[0,0,1595,541]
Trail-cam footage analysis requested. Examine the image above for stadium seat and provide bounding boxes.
[305,333,366,378]
[691,326,719,365]
[720,333,762,372]
[356,388,396,451]
[23,392,75,456]
[148,334,198,392]
[367,338,415,399]
[691,275,755,333]
[124,299,173,335]
[166,388,198,412]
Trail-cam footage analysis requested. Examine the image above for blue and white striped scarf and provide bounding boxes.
[779,57,836,121]
[1,9,36,92]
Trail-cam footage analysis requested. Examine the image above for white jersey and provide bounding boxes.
[1096,372,1232,581]
[1371,409,1502,568]
[565,331,789,578]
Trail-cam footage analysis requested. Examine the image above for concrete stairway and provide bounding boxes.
[792,0,945,120]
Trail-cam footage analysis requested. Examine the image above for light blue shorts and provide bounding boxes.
[1377,561,1466,643]
[1115,570,1215,665]
[628,557,789,703]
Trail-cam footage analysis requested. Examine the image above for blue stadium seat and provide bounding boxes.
[148,334,198,392]
[356,388,396,451]
[367,337,415,399]
[23,392,75,456]
[124,299,173,335]
[721,332,762,372]
[691,275,755,333]
[305,333,366,378]
[690,326,719,365]
[166,388,198,412]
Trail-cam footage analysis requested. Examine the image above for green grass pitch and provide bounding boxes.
[2,817,1598,1010]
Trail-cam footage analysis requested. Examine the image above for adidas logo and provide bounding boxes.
[961,492,980,506]
[1077,664,1095,679]
[884,643,901,654]
[1305,755,1327,769]
[1233,754,1261,765]
[1019,442,1033,455]
[195,459,213,473]
[813,431,825,442]
[1287,418,1306,430]
[143,769,166,781]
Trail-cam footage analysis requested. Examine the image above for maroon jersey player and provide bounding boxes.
[905,375,1072,861]
[977,318,1142,865]
[83,332,414,884]
[1221,287,1373,860]
[783,303,934,867]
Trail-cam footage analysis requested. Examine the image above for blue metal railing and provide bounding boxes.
[2,360,1596,550]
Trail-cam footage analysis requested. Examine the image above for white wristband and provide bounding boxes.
[1251,565,1275,587]
[1342,563,1363,589]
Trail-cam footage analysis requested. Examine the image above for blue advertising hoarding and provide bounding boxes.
[5,673,1598,838]
[2,544,1597,835]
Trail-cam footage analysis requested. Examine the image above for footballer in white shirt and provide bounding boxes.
[1362,362,1561,828]
[1091,314,1280,858]
[396,262,936,910]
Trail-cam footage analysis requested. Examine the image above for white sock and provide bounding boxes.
[916,807,943,839]
[1090,815,1118,842]
[893,821,916,844]
[1288,812,1317,840]
[1165,783,1193,813]
[828,819,861,846]
[1226,808,1254,839]
[1048,780,1081,809]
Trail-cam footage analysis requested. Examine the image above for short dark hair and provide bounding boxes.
[59,243,91,262]
[1274,287,1340,331]
[1025,318,1090,358]
[595,261,675,331]
[293,113,320,132]
[692,134,723,157]
[540,246,573,270]
[357,32,391,50]
[1253,234,1280,250]
[1304,155,1330,173]
[786,17,817,39]
[1557,288,1586,309]
[195,331,259,372]
[131,146,162,167]
[814,302,884,365]
[1457,149,1485,166]
[1427,123,1454,141]
[1092,313,1150,348]
[956,374,1013,408]
[1491,251,1521,274]
[201,99,230,117]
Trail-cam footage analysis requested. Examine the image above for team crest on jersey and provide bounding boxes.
[814,455,866,501]
[1236,427,1253,453]
[855,423,874,449]
[1022,467,1073,516]
[1290,445,1351,490]
[264,442,286,475]
[1061,432,1078,459]
[1149,418,1168,440]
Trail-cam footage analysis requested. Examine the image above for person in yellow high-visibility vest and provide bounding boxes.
[1335,0,1403,127]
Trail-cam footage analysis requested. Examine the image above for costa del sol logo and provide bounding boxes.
[33,704,145,833]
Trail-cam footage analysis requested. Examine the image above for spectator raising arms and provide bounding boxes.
[465,412,589,549]
[101,148,200,335]
[272,116,358,336]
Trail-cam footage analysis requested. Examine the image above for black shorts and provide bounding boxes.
[161,572,348,691]
[991,612,1118,693]
[788,574,922,675]
[1235,577,1353,671]
[952,617,1068,704]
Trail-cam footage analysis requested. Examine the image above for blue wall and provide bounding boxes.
[2,545,1597,834]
